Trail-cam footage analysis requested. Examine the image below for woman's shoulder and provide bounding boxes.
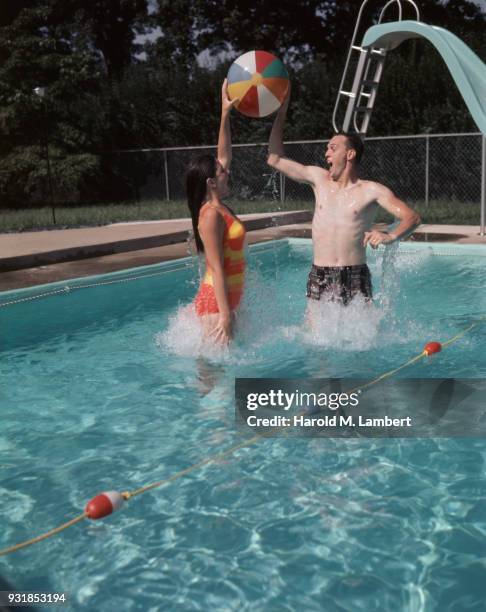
[198,204,225,231]
[199,202,219,218]
[200,202,234,219]
[217,203,243,225]
[199,201,241,227]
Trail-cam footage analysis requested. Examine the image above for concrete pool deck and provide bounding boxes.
[1,211,485,291]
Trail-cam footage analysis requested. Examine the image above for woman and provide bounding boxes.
[186,80,246,345]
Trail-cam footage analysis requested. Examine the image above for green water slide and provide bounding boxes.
[361,20,486,134]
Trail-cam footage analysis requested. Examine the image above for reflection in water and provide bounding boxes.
[196,358,226,397]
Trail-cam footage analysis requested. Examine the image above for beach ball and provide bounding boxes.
[227,50,289,118]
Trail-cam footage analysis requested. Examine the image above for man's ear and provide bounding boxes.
[206,177,216,189]
[347,149,356,161]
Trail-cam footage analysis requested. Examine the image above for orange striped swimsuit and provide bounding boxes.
[194,203,246,316]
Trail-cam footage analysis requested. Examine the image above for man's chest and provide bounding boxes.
[313,189,375,226]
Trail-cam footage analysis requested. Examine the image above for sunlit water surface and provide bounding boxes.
[1,240,486,611]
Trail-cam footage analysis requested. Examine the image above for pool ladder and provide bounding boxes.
[332,0,421,136]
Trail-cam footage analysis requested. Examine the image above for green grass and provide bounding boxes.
[0,198,481,233]
[0,200,192,233]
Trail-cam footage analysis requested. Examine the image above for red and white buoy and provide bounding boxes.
[423,341,442,356]
[85,491,125,520]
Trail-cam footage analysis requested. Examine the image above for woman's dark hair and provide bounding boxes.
[186,154,217,252]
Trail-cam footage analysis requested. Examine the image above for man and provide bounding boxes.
[267,91,420,306]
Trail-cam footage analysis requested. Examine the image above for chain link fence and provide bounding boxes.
[111,132,483,209]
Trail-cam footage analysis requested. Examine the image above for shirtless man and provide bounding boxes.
[267,92,420,305]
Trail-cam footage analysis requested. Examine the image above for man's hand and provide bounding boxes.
[222,78,239,114]
[363,230,396,249]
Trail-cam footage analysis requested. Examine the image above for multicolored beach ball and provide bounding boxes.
[227,50,289,118]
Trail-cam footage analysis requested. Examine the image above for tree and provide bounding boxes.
[48,0,150,79]
[1,0,485,209]
[147,0,348,68]
[146,0,485,69]
[0,0,151,207]
[142,0,485,140]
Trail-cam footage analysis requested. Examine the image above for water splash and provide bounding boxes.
[262,169,280,202]
[376,240,401,313]
[158,238,433,364]
[262,168,283,283]
[156,304,236,365]
[299,296,385,350]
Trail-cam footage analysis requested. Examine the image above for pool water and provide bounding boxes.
[1,239,486,611]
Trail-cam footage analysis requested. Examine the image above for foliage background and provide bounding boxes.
[0,0,485,210]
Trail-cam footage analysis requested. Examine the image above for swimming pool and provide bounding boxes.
[1,239,486,610]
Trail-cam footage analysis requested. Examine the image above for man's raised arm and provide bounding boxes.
[267,87,325,186]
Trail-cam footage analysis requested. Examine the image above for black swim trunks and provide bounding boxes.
[306,264,372,305]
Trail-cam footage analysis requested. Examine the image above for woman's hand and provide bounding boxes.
[222,78,239,114]
[209,312,234,345]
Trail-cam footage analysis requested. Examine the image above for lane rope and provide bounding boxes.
[0,242,284,308]
[0,265,192,308]
[1,316,485,557]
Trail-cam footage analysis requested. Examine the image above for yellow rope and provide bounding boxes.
[347,352,426,395]
[0,514,87,556]
[126,431,272,499]
[441,323,477,348]
[1,316,485,557]
[0,433,271,557]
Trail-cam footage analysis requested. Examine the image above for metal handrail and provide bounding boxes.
[378,0,420,24]
[332,0,373,132]
[379,0,403,23]
[332,0,421,133]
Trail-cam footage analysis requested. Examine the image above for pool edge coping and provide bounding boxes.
[2,238,486,303]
